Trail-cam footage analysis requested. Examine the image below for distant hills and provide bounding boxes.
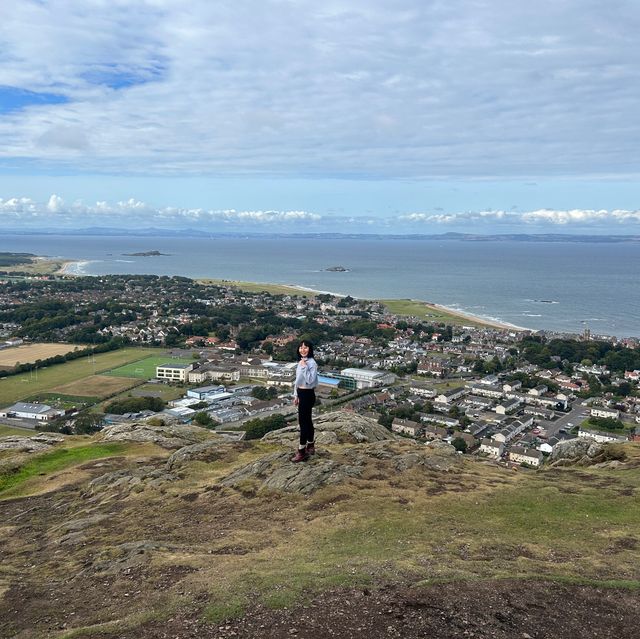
[1,228,640,242]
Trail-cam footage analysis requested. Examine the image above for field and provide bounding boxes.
[0,256,69,275]
[50,375,141,398]
[0,343,81,368]
[199,278,315,297]
[105,355,195,379]
[0,347,162,406]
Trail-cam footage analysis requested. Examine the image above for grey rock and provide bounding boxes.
[53,514,110,533]
[220,452,363,495]
[426,439,457,456]
[97,422,214,449]
[166,438,248,471]
[549,438,604,463]
[87,540,178,574]
[262,410,397,446]
[87,465,178,494]
[0,433,64,452]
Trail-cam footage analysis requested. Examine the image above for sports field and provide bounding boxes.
[0,348,161,406]
[105,355,195,379]
[0,343,81,368]
[50,375,141,398]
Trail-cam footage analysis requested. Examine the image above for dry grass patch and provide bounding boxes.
[51,375,140,398]
[0,343,81,367]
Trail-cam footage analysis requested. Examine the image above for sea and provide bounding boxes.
[2,234,640,338]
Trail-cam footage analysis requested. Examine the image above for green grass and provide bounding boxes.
[0,424,35,437]
[0,442,130,495]
[105,356,194,379]
[198,278,315,297]
[25,392,100,407]
[0,348,162,405]
[382,298,489,327]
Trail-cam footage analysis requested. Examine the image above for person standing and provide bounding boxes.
[291,339,318,462]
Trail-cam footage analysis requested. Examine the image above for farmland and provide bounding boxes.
[0,348,162,406]
[0,343,81,368]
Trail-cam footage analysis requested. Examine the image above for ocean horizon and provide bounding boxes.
[2,234,639,339]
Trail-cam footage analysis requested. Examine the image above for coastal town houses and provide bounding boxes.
[479,439,504,458]
[578,428,628,444]
[508,446,544,468]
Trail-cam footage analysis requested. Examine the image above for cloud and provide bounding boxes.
[0,194,321,228]
[398,208,640,226]
[0,1,639,179]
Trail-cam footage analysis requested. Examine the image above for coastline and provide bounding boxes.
[54,264,529,331]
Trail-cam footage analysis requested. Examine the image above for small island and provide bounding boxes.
[121,250,169,257]
[324,265,350,272]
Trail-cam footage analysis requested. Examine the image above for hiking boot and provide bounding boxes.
[291,449,309,463]
[306,443,316,455]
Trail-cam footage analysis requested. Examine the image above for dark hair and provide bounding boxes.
[296,339,314,360]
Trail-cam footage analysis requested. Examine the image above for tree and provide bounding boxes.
[193,411,214,427]
[451,437,468,453]
[243,414,287,439]
[73,412,104,434]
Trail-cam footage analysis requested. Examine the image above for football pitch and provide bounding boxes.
[105,356,195,379]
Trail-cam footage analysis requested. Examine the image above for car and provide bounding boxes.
[566,422,573,427]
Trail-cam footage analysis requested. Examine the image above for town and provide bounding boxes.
[1,272,639,468]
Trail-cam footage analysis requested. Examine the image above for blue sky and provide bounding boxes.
[1,0,639,234]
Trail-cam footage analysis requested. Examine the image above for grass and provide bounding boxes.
[0,343,82,368]
[105,355,195,379]
[0,424,35,437]
[0,442,130,495]
[0,347,162,406]
[381,298,490,327]
[0,257,68,275]
[198,278,315,297]
[50,374,142,398]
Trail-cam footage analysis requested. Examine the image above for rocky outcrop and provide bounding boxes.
[86,465,178,494]
[0,433,65,453]
[97,422,214,449]
[549,438,626,467]
[262,411,397,446]
[549,438,604,465]
[220,452,364,495]
[166,439,249,471]
[220,439,461,495]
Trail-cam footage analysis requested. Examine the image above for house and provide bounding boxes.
[495,398,521,415]
[423,424,447,440]
[590,407,620,420]
[578,428,627,444]
[502,381,522,393]
[528,385,548,397]
[435,387,466,404]
[509,446,543,467]
[392,418,422,437]
[339,368,396,389]
[479,439,504,458]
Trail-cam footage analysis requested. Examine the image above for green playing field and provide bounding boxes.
[105,355,195,379]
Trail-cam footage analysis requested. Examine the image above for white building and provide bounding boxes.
[156,363,194,382]
[590,407,620,420]
[0,402,64,421]
[578,428,627,444]
[479,439,504,458]
[340,368,396,389]
[509,446,543,467]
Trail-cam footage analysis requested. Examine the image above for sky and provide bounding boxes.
[1,0,640,234]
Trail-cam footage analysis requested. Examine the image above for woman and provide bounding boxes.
[291,339,318,462]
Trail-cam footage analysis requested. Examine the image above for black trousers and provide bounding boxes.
[297,388,316,446]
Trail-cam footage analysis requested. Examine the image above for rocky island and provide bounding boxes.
[324,265,350,272]
[121,250,169,257]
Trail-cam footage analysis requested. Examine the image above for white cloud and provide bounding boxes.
[398,208,640,226]
[0,194,321,227]
[0,1,639,179]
